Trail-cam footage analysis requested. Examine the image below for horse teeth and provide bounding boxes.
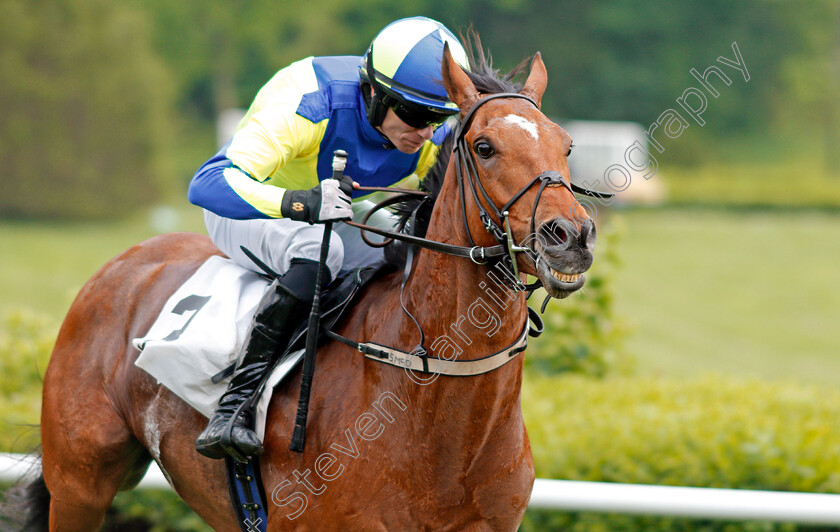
[549,269,581,283]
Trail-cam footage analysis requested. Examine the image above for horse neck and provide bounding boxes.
[391,168,530,455]
[406,167,528,362]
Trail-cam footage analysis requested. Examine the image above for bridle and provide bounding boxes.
[347,91,613,291]
[326,91,615,374]
[452,92,613,288]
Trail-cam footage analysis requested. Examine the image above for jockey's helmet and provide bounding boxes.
[361,16,469,129]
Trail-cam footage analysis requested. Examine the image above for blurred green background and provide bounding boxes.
[1,0,839,530]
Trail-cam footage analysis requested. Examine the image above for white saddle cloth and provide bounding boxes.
[133,255,304,440]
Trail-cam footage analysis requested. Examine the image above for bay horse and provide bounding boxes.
[11,43,599,531]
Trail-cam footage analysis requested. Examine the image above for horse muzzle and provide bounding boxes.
[533,218,595,299]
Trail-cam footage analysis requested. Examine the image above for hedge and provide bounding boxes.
[520,373,840,531]
[0,310,53,452]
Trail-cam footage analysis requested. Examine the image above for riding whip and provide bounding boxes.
[290,149,347,452]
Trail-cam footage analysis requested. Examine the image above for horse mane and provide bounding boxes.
[384,31,531,267]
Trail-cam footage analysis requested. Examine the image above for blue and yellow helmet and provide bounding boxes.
[361,16,469,127]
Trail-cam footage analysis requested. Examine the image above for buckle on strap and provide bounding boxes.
[225,457,268,532]
[469,246,487,264]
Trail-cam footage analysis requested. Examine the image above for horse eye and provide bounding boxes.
[474,141,495,159]
[566,143,574,157]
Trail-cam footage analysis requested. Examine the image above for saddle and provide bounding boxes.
[210,262,390,389]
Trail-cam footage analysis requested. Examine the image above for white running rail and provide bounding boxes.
[528,478,840,525]
[4,453,840,524]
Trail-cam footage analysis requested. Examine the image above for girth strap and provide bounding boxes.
[225,456,268,532]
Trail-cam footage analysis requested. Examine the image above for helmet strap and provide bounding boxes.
[364,47,390,128]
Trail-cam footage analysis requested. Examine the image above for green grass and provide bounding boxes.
[610,207,840,385]
[0,205,206,318]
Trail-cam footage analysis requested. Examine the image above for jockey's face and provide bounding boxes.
[378,107,435,154]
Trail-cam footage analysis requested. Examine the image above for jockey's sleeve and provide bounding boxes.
[189,105,324,220]
[188,53,451,219]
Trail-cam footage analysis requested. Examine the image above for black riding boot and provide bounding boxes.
[195,261,318,460]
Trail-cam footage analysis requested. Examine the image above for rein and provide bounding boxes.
[344,190,509,263]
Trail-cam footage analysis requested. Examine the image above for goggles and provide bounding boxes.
[388,98,455,129]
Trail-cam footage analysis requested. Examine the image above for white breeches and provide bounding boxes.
[203,200,395,281]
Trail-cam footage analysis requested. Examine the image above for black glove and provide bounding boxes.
[280,175,354,223]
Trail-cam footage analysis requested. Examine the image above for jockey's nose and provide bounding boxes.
[418,125,434,139]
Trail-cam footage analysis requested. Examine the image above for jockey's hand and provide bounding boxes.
[280,175,355,223]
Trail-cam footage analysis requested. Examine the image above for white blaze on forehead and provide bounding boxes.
[504,114,539,141]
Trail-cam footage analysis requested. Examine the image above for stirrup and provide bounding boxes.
[219,404,263,462]
[196,404,262,461]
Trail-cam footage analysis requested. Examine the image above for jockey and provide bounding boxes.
[189,17,469,460]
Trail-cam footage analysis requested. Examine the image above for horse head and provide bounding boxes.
[441,45,596,300]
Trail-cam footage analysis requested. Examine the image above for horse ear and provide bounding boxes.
[520,52,547,108]
[442,43,478,115]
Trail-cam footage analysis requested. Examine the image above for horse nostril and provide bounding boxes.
[540,218,578,251]
[549,221,568,245]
